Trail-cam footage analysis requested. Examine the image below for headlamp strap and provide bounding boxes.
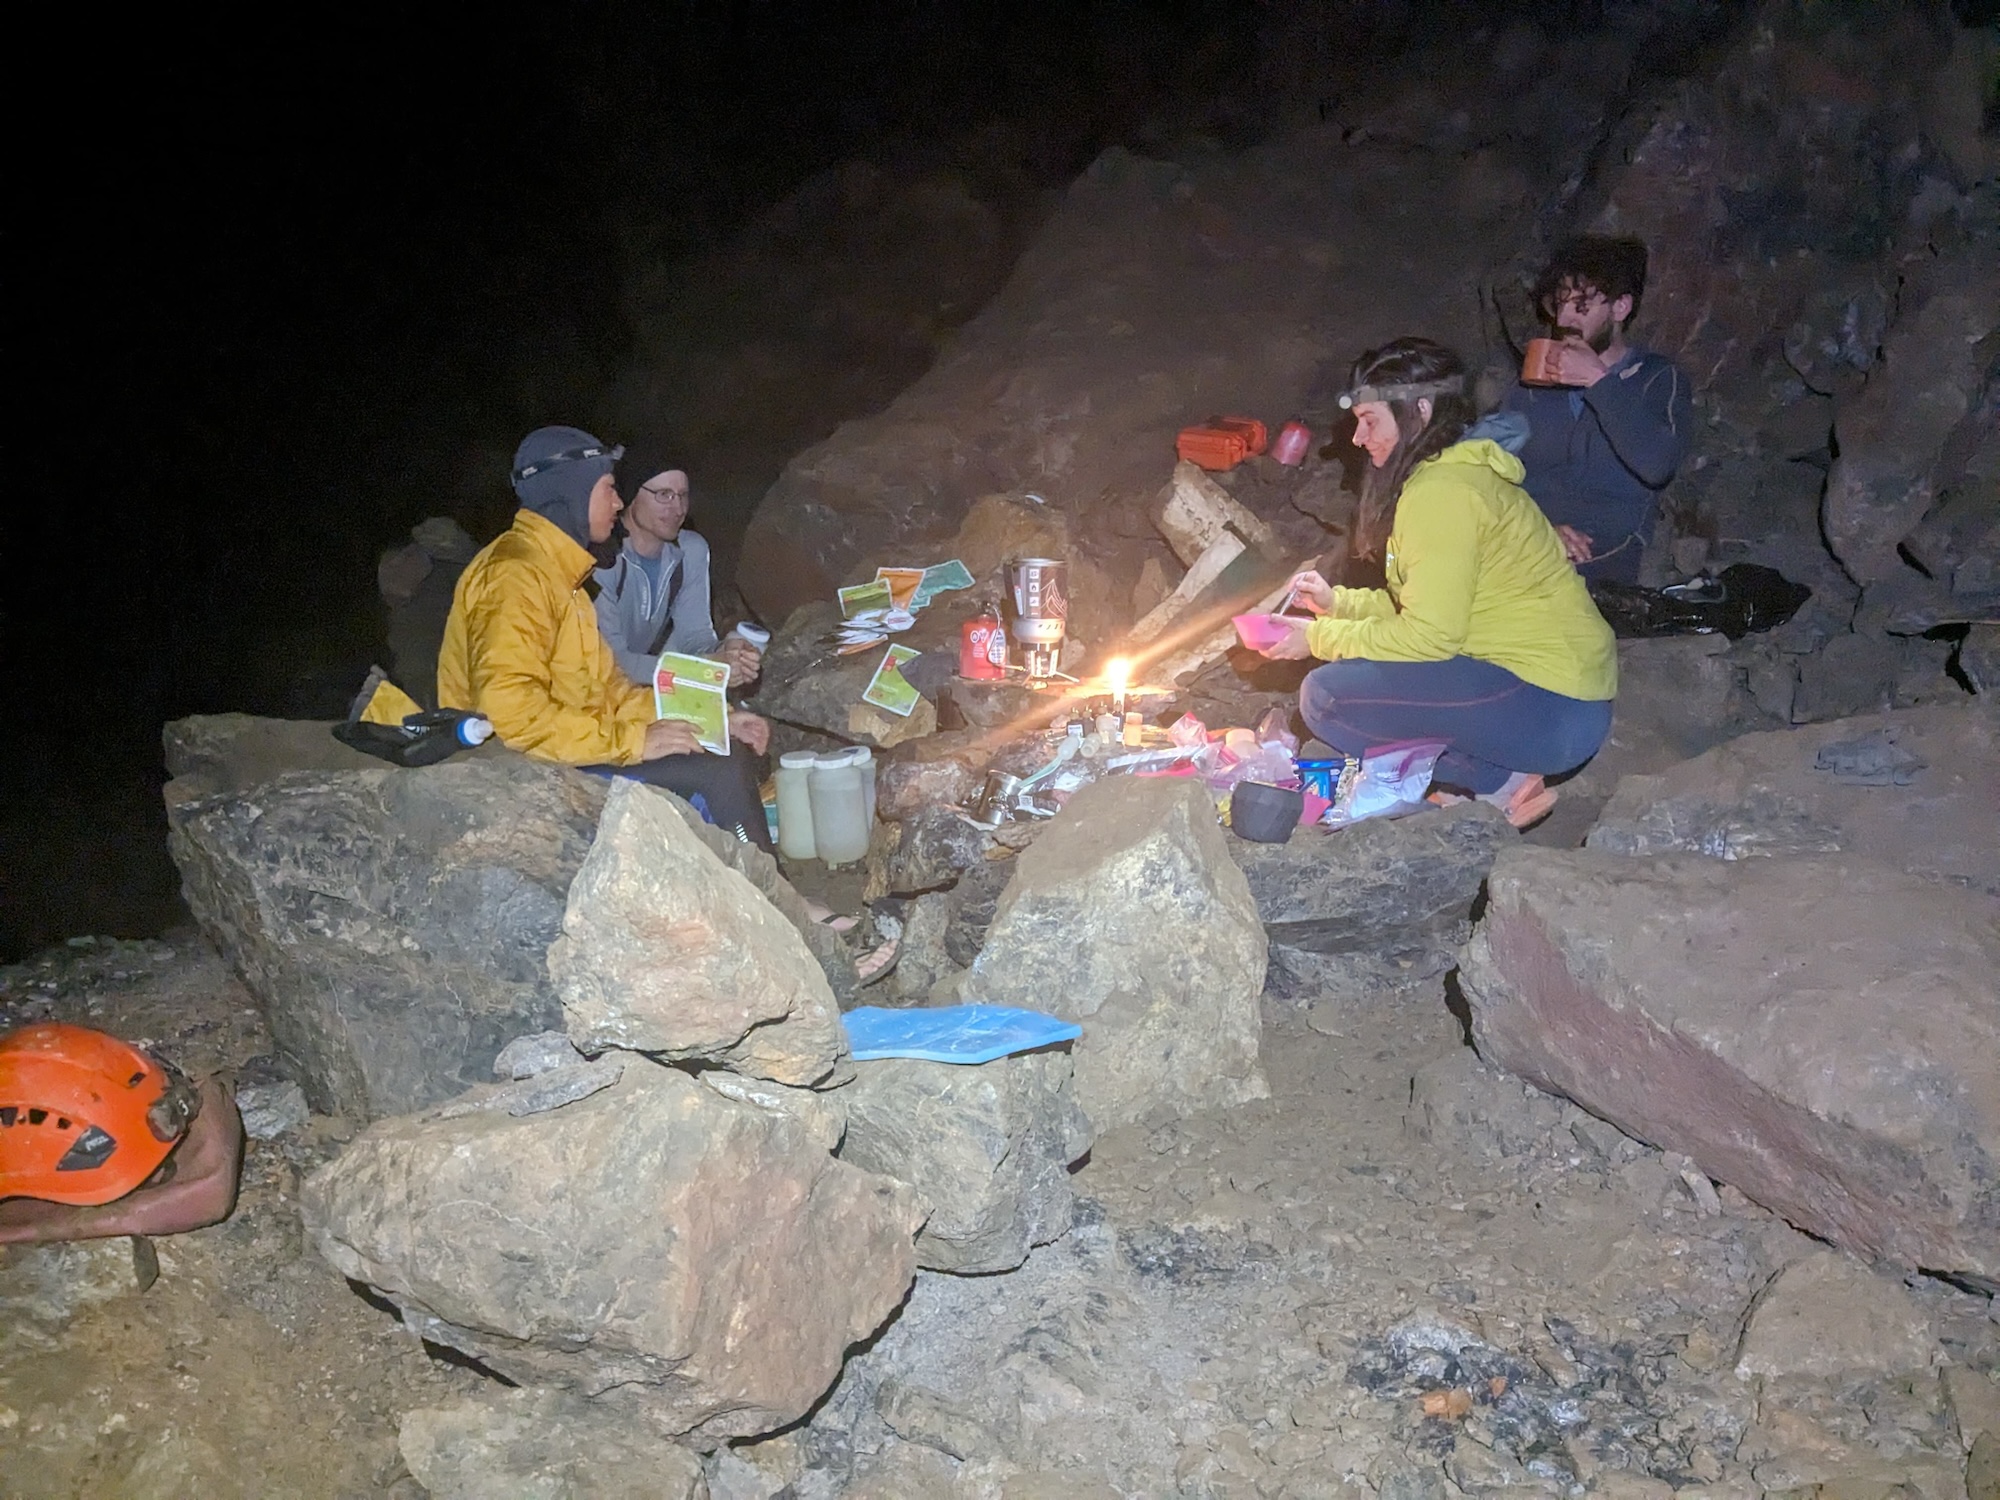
[1337,377,1464,409]
[512,443,625,484]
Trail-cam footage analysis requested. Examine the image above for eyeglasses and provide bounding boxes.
[641,484,689,502]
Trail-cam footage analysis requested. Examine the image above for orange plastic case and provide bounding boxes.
[1176,417,1269,471]
[0,1024,194,1206]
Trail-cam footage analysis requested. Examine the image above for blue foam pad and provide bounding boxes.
[842,1004,1082,1065]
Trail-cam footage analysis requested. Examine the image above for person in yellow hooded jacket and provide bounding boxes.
[437,425,775,843]
[438,426,898,988]
[1251,339,1617,828]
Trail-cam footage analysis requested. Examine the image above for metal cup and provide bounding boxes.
[971,770,1023,825]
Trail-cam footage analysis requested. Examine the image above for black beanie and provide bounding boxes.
[511,426,623,547]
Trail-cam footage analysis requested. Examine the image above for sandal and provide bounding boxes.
[853,933,900,986]
[1500,774,1559,831]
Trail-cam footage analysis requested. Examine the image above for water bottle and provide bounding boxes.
[775,751,818,861]
[334,709,493,768]
[808,753,870,867]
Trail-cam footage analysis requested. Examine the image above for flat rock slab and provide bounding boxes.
[839,1050,1093,1274]
[1226,801,1510,953]
[398,1387,706,1500]
[303,1060,923,1441]
[1460,848,2000,1288]
[1587,703,2000,892]
[1734,1251,1934,1381]
[167,747,607,1119]
[967,776,1268,1130]
[549,779,850,1088]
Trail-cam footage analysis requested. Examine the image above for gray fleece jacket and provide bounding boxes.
[593,530,721,687]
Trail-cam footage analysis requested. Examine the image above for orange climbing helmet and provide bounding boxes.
[0,1023,198,1206]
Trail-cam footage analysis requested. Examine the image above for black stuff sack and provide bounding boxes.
[1588,563,1810,641]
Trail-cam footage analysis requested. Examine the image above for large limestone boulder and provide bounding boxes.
[1227,801,1510,952]
[735,107,1604,627]
[303,1060,925,1441]
[1460,848,2000,1289]
[1587,703,2000,893]
[548,780,850,1088]
[167,745,606,1119]
[838,1051,1094,1274]
[966,777,1267,1130]
[399,1388,708,1500]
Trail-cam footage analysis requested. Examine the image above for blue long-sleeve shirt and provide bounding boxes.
[1500,346,1691,584]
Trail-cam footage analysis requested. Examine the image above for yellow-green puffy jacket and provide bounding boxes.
[1306,440,1617,702]
[437,509,653,765]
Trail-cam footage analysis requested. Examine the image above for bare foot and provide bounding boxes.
[804,901,857,934]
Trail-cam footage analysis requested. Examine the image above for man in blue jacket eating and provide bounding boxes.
[1501,235,1692,584]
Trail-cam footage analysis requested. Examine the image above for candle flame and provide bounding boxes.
[1106,658,1131,698]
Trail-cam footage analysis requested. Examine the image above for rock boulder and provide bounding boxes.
[167,747,606,1119]
[1587,704,2000,893]
[1822,242,2000,587]
[398,1388,708,1500]
[967,776,1267,1130]
[548,780,850,1088]
[303,1060,925,1441]
[1227,801,1510,953]
[838,1050,1093,1273]
[1733,1251,1934,1381]
[1460,848,2000,1288]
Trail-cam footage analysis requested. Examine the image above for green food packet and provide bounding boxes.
[862,644,924,717]
[838,578,895,618]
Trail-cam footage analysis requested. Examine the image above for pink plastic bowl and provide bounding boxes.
[1233,613,1298,653]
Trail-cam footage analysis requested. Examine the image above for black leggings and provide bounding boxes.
[583,749,773,853]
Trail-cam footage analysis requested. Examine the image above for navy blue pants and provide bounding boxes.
[1299,656,1612,795]
[583,749,773,853]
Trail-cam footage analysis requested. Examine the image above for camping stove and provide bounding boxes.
[1006,557,1068,684]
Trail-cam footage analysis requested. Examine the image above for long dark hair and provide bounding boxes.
[1347,338,1475,562]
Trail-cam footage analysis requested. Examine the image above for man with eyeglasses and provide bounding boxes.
[594,463,763,693]
[1498,235,1692,584]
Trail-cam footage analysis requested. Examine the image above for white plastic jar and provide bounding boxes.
[849,746,877,826]
[809,753,870,866]
[775,751,818,861]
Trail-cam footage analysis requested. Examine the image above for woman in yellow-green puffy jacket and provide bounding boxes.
[1252,338,1617,829]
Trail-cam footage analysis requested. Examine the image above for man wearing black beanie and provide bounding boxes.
[437,424,777,845]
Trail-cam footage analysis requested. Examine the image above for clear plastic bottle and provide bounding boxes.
[775,751,818,861]
[809,754,870,866]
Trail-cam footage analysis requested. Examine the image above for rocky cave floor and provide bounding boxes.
[4,933,1994,1499]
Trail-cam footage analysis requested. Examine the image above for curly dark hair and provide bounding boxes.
[1532,235,1650,325]
[1347,337,1476,562]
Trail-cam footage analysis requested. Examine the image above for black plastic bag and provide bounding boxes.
[1588,564,1810,641]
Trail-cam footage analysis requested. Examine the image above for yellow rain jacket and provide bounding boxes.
[1307,440,1617,702]
[437,509,654,765]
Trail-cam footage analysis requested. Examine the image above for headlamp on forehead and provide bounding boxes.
[512,443,625,484]
[1336,376,1465,410]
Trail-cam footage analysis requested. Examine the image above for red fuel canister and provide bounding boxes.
[960,609,1007,680]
